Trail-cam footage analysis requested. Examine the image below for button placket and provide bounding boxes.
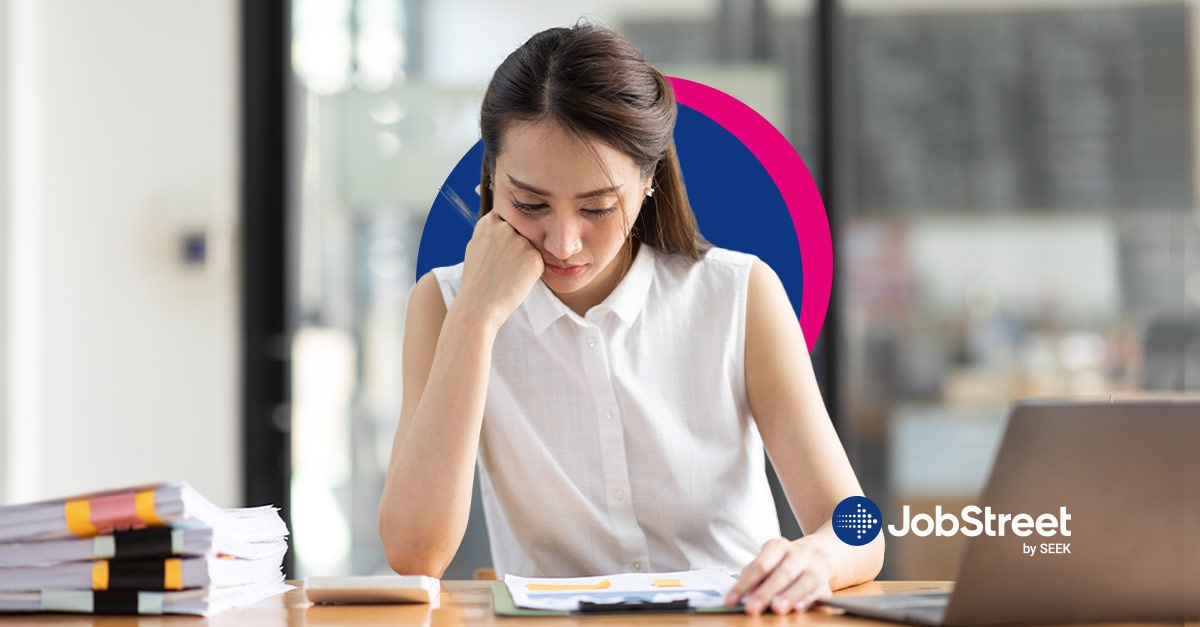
[579,324,648,570]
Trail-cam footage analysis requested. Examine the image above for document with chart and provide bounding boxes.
[505,568,737,611]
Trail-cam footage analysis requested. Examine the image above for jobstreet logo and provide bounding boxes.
[888,505,1072,538]
[833,499,1072,556]
[832,496,883,546]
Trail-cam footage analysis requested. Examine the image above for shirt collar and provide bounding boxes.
[524,243,657,335]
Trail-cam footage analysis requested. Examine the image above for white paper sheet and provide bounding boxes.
[505,568,737,611]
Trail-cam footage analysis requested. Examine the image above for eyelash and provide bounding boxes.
[510,197,615,217]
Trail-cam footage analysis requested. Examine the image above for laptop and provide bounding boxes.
[822,398,1200,625]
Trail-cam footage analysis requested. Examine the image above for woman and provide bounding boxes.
[378,22,883,616]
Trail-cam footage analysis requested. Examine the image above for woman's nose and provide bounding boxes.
[543,217,583,260]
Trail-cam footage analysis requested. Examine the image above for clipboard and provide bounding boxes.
[491,582,746,616]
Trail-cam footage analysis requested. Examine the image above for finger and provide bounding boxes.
[746,551,806,615]
[725,540,787,606]
[472,210,498,233]
[725,538,790,607]
[769,569,829,615]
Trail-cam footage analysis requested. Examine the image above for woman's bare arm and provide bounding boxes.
[726,260,884,614]
[378,213,543,576]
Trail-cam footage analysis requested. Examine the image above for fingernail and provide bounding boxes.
[746,600,762,614]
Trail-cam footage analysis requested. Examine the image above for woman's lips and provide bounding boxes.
[546,262,586,277]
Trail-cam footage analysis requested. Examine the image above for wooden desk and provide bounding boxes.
[0,581,1191,626]
[0,581,944,626]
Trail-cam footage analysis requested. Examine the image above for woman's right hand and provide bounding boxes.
[455,211,545,330]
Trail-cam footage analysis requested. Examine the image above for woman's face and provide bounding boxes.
[491,120,651,309]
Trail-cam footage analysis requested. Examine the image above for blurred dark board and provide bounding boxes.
[848,4,1190,213]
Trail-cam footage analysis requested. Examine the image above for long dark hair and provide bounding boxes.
[478,22,708,261]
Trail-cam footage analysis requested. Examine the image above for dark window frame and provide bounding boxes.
[240,0,293,577]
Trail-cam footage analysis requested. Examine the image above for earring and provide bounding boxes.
[487,180,494,191]
[646,187,655,198]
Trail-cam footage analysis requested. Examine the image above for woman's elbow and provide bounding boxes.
[378,526,450,577]
[832,531,886,590]
[382,546,448,578]
[862,533,886,582]
[378,510,453,577]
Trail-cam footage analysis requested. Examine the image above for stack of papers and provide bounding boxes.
[504,569,738,612]
[0,482,290,616]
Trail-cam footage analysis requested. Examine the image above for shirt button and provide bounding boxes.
[632,561,642,571]
[586,337,597,347]
[612,489,625,501]
[604,409,613,420]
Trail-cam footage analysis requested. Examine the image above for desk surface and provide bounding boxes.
[0,581,1191,626]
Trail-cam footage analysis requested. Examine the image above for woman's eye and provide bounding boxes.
[509,194,614,217]
[511,199,548,213]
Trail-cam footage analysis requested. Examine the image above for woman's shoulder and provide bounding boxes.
[700,245,759,269]
[428,261,466,284]
[653,244,760,282]
[420,262,466,308]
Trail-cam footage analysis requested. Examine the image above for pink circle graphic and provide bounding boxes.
[668,77,833,351]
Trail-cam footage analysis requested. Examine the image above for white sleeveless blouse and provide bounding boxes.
[432,244,781,577]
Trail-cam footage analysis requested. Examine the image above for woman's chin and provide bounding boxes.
[542,268,592,293]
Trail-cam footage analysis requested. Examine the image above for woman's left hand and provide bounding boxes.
[725,537,835,615]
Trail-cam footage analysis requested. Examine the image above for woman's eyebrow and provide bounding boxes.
[507,175,623,199]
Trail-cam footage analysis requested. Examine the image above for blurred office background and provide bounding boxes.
[0,0,1196,581]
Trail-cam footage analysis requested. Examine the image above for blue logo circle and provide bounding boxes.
[832,496,883,546]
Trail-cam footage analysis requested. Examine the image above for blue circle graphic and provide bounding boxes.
[832,496,883,546]
[415,105,805,320]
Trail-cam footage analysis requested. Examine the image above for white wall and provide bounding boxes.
[5,0,241,508]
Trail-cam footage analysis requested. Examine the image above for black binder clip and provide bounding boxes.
[577,599,692,614]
